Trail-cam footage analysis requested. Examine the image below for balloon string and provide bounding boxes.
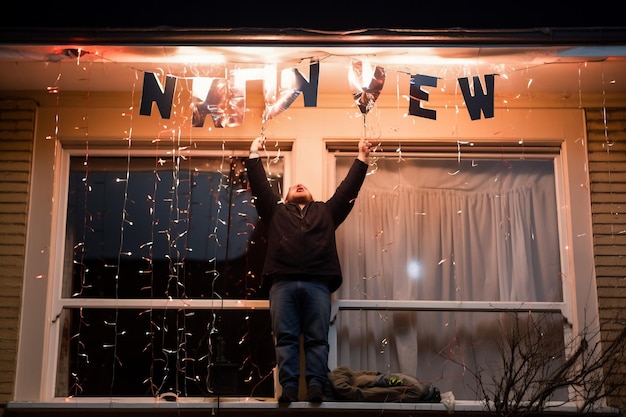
[362,114,367,139]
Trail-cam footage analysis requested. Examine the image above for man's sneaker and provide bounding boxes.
[278,386,299,404]
[306,385,325,403]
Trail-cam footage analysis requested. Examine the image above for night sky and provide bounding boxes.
[2,1,624,31]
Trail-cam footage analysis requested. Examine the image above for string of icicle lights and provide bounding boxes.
[42,52,617,401]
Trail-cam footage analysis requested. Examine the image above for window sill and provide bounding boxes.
[6,399,619,416]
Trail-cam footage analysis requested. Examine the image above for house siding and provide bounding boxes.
[0,99,36,415]
[587,108,626,415]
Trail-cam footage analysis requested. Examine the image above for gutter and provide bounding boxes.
[1,26,626,47]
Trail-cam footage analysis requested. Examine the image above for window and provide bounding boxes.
[52,151,285,398]
[18,127,599,408]
[329,140,593,402]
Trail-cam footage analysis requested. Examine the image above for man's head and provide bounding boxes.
[285,183,313,205]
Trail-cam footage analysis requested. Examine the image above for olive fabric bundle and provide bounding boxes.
[328,366,441,403]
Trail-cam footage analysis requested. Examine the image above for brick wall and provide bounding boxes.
[587,107,626,416]
[0,99,36,413]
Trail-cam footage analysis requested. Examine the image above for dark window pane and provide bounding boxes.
[60,155,282,397]
[56,308,275,397]
[66,156,282,299]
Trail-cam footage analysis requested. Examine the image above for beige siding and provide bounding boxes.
[0,99,35,409]
[587,107,626,415]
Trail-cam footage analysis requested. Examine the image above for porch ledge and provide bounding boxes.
[5,399,619,417]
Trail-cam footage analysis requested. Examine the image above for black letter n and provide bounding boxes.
[139,72,177,119]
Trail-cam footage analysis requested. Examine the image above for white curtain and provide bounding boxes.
[334,155,564,399]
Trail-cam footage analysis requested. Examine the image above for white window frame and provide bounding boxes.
[17,143,291,402]
[15,132,604,411]
[325,137,601,410]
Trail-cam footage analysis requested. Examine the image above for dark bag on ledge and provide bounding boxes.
[328,366,441,403]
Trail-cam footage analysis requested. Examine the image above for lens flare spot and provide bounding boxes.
[406,259,422,280]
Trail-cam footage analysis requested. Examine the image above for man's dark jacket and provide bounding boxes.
[246,157,367,293]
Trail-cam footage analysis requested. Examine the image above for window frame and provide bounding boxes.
[325,138,599,407]
[16,131,602,410]
[19,143,292,401]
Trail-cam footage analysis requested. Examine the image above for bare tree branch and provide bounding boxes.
[440,311,626,416]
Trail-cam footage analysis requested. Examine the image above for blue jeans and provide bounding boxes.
[269,279,331,391]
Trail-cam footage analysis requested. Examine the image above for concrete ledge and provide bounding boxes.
[5,399,619,417]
